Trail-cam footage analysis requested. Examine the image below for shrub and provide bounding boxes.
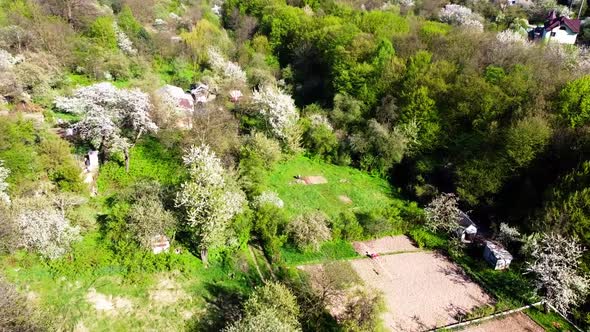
[408,228,447,249]
[127,194,177,249]
[86,16,117,49]
[287,211,331,252]
[332,210,363,241]
[0,277,47,331]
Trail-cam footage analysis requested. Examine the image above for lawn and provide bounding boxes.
[265,156,399,219]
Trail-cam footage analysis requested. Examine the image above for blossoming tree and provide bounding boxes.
[0,160,10,205]
[175,144,246,264]
[252,85,300,151]
[526,233,590,314]
[54,82,157,171]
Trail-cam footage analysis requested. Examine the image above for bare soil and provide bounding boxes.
[349,252,493,331]
[86,288,133,315]
[352,235,421,255]
[338,195,353,204]
[459,312,544,332]
[149,277,187,306]
[303,175,328,185]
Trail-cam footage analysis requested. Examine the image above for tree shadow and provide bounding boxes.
[185,282,245,332]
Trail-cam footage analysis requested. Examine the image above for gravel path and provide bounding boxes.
[459,312,544,332]
[350,252,493,331]
[352,235,420,255]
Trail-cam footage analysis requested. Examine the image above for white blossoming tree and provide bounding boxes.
[0,160,10,205]
[497,222,521,246]
[526,233,590,314]
[254,190,284,209]
[252,85,300,151]
[424,193,461,234]
[175,145,246,264]
[208,48,247,85]
[113,23,137,56]
[439,4,484,32]
[15,199,81,259]
[54,82,158,172]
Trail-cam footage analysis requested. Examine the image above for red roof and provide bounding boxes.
[544,10,581,33]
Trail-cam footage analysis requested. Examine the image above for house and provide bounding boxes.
[483,241,513,270]
[156,85,194,113]
[529,11,580,44]
[455,210,477,243]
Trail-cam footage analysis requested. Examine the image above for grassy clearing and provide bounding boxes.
[281,240,359,266]
[97,136,186,195]
[265,156,398,219]
[525,306,578,331]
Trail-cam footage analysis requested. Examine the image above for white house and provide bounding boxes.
[483,241,513,270]
[529,11,580,45]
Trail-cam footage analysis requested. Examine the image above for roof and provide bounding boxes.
[485,241,513,260]
[544,10,581,33]
[458,210,476,228]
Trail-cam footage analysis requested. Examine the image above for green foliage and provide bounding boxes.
[281,240,359,265]
[117,5,142,36]
[407,228,447,249]
[86,16,118,50]
[559,75,590,128]
[253,204,287,260]
[505,116,551,169]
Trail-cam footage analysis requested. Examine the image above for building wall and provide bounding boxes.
[544,27,578,44]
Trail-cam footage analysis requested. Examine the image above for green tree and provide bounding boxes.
[86,16,117,49]
[559,75,590,128]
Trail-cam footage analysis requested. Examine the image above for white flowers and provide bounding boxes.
[439,4,484,32]
[496,30,530,46]
[0,49,23,71]
[309,114,333,131]
[254,191,284,209]
[0,160,10,204]
[55,83,157,157]
[113,23,138,56]
[208,48,247,84]
[527,233,590,313]
[176,145,246,252]
[252,85,300,143]
[16,203,81,259]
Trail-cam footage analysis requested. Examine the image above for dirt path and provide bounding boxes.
[248,245,265,282]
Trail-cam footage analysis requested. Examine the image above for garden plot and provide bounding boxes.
[350,252,493,331]
[458,312,543,332]
[352,235,421,255]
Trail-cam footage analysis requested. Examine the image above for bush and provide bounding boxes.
[331,210,363,241]
[408,228,447,249]
[287,211,332,252]
[0,277,47,331]
[86,16,117,50]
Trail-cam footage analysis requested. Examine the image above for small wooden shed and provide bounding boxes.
[483,241,513,270]
[456,211,477,243]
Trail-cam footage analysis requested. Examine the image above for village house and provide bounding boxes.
[483,241,513,270]
[529,11,581,44]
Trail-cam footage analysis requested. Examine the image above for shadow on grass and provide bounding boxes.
[186,282,245,332]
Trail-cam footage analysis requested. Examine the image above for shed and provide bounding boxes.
[150,235,170,254]
[456,210,477,243]
[483,241,513,270]
[157,85,194,113]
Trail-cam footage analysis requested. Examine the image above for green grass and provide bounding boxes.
[526,306,578,331]
[280,240,359,265]
[265,155,398,219]
[97,136,186,196]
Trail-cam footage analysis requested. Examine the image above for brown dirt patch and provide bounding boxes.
[303,175,328,185]
[349,252,493,331]
[459,312,544,332]
[149,277,187,306]
[338,195,353,204]
[352,235,420,255]
[86,288,133,315]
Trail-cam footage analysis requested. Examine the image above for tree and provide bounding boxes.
[54,82,158,172]
[225,282,301,332]
[0,276,46,332]
[287,211,332,251]
[14,198,81,259]
[559,75,590,128]
[127,195,176,250]
[497,223,521,247]
[504,116,551,169]
[252,85,300,151]
[424,193,461,234]
[340,287,384,332]
[175,145,246,264]
[0,159,10,204]
[526,233,590,314]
